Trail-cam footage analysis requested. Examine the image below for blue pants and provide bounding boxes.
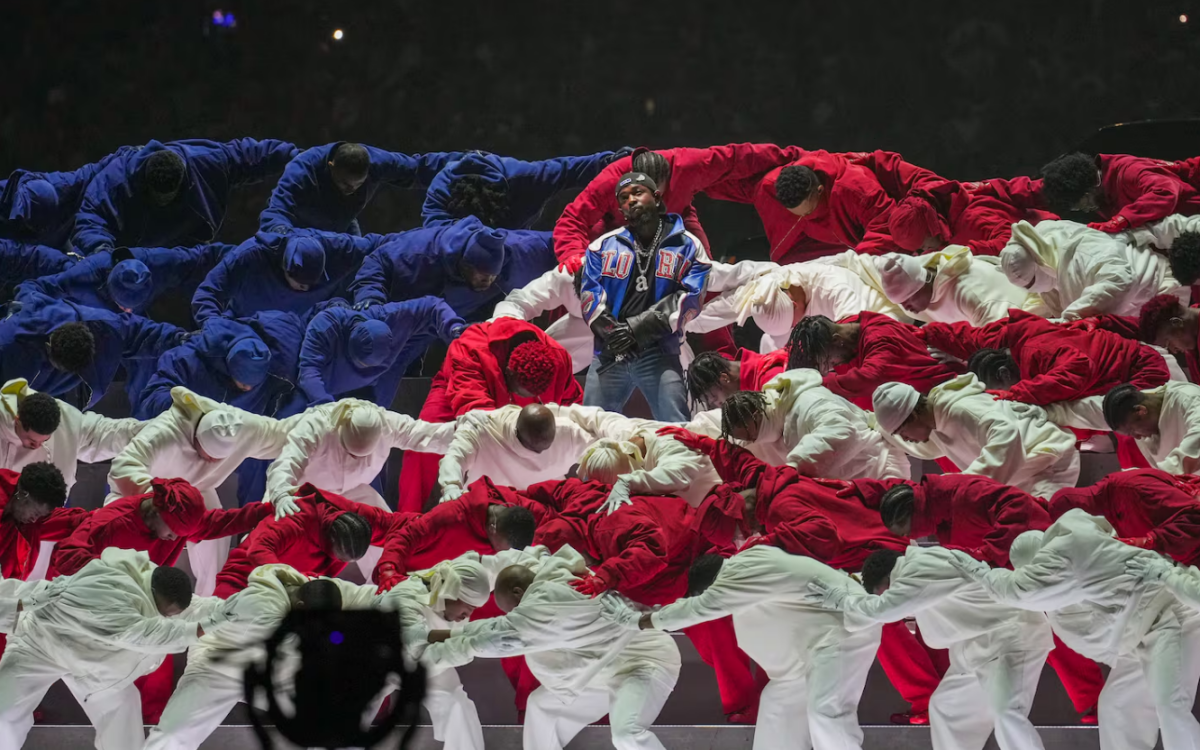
[583,348,689,423]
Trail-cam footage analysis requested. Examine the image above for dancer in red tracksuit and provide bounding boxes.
[396,318,582,512]
[1041,152,1200,233]
[1138,294,1200,383]
[552,143,807,270]
[787,310,962,411]
[49,478,270,576]
[844,472,1106,720]
[0,464,86,581]
[685,348,789,411]
[527,478,763,723]
[1049,468,1200,564]
[657,426,957,725]
[213,485,412,597]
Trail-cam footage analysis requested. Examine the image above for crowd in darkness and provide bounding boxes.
[4,1,1198,248]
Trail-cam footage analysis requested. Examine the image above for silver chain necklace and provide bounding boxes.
[633,219,664,293]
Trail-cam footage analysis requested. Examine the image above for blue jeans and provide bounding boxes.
[583,348,690,423]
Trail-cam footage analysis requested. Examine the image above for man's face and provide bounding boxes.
[284,272,311,292]
[495,586,524,613]
[7,491,51,525]
[141,500,178,541]
[486,516,512,553]
[886,517,912,538]
[328,163,368,196]
[727,414,761,443]
[506,370,537,399]
[441,598,477,623]
[871,576,892,596]
[1073,188,1101,213]
[13,419,51,451]
[817,331,857,375]
[460,263,498,293]
[918,235,944,253]
[700,372,739,412]
[232,379,255,393]
[618,185,658,222]
[154,592,184,618]
[1156,319,1197,356]
[901,272,937,314]
[896,413,933,444]
[786,185,824,218]
[1118,406,1160,440]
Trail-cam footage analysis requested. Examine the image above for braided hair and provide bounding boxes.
[632,151,670,187]
[1102,383,1144,432]
[328,511,372,561]
[879,483,916,531]
[786,315,836,371]
[686,351,736,408]
[966,348,1020,389]
[720,391,768,441]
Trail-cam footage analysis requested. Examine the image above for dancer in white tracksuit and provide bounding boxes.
[808,545,1053,750]
[107,386,299,595]
[375,554,493,750]
[600,545,881,750]
[143,565,377,750]
[873,373,1080,498]
[424,547,681,750]
[999,219,1186,320]
[436,403,599,503]
[0,549,233,750]
[265,398,454,573]
[0,378,144,579]
[717,369,912,480]
[951,510,1200,750]
[1103,381,1200,475]
[557,405,721,509]
[874,246,1033,326]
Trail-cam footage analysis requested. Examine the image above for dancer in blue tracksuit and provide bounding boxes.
[0,240,74,303]
[297,296,465,408]
[349,215,555,321]
[421,148,626,229]
[72,138,297,255]
[0,292,185,412]
[138,311,307,420]
[581,171,712,422]
[259,142,463,235]
[191,230,381,325]
[17,243,232,317]
[0,146,136,249]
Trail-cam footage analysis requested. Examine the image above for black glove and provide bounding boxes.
[625,309,672,350]
[590,314,636,358]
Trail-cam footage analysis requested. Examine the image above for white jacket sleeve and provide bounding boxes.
[552,404,632,440]
[623,435,708,497]
[788,397,861,476]
[265,415,325,504]
[1060,252,1135,320]
[651,561,774,632]
[108,614,202,653]
[958,408,1027,485]
[707,260,779,293]
[107,420,169,497]
[1128,214,1200,251]
[436,417,485,501]
[839,554,963,630]
[491,269,576,321]
[1161,430,1200,477]
[1161,565,1200,612]
[976,538,1085,611]
[384,412,456,454]
[76,412,145,464]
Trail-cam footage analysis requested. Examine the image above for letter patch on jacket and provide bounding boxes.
[601,249,632,279]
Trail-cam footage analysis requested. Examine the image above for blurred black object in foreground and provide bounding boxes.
[244,610,426,749]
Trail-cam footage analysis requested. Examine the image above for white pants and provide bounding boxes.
[414,667,484,750]
[143,663,241,750]
[0,644,144,750]
[186,488,231,597]
[339,483,388,579]
[754,627,879,750]
[1098,606,1200,750]
[523,664,677,750]
[929,646,1049,750]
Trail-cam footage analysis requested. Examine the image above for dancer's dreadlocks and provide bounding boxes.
[786,315,836,371]
[687,351,736,409]
[720,391,768,441]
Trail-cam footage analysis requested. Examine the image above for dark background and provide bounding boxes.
[4,1,1200,255]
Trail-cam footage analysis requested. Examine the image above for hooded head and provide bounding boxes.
[578,438,644,484]
[873,381,921,435]
[339,406,384,457]
[226,338,271,389]
[461,226,507,277]
[149,478,208,538]
[752,288,797,338]
[880,255,930,306]
[887,196,948,252]
[282,235,326,290]
[14,178,58,229]
[348,319,393,368]
[1009,530,1045,568]
[1000,244,1055,292]
[107,259,154,312]
[194,409,244,461]
[421,557,491,622]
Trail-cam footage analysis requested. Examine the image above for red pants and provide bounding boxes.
[1047,633,1104,713]
[398,382,455,513]
[682,617,763,715]
[134,655,175,724]
[876,621,948,713]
